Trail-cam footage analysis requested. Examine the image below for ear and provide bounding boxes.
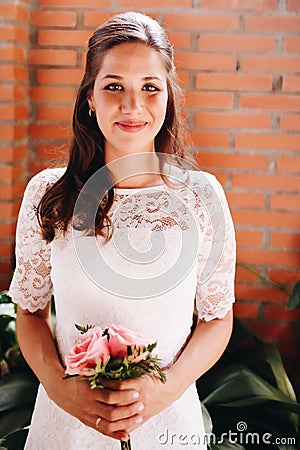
[87,97,94,111]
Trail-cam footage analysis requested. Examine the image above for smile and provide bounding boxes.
[115,122,147,132]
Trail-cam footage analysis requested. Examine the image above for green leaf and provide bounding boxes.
[0,373,38,414]
[2,427,29,450]
[286,280,300,310]
[75,324,94,334]
[0,293,12,305]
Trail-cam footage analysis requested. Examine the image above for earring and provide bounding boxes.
[89,108,95,117]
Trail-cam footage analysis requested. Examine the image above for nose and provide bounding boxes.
[121,89,143,114]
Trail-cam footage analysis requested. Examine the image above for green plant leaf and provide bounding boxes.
[286,280,300,310]
[0,406,31,441]
[2,427,29,450]
[0,373,38,414]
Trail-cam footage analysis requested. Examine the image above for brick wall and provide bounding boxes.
[0,1,299,378]
[0,0,30,290]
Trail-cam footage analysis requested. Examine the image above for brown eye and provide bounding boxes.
[143,84,159,92]
[105,83,123,91]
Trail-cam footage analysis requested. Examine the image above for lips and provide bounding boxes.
[115,121,147,132]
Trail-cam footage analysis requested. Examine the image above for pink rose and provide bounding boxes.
[107,324,151,360]
[65,327,110,376]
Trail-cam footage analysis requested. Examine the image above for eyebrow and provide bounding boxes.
[101,74,163,82]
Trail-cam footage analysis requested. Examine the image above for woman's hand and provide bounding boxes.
[98,369,179,435]
[48,373,146,442]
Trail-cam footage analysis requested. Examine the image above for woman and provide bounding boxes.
[9,11,236,449]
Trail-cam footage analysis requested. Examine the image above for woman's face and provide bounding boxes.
[88,42,168,163]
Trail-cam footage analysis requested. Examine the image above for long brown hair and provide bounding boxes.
[38,11,186,242]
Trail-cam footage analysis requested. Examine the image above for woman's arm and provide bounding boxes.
[16,306,145,442]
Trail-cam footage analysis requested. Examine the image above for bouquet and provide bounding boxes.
[64,323,166,450]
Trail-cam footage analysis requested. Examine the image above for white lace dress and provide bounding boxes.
[8,167,236,450]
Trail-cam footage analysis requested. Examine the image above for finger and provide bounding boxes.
[94,413,143,436]
[98,401,144,422]
[95,387,140,405]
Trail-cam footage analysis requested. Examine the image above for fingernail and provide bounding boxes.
[132,391,139,399]
[136,417,142,424]
[137,402,144,411]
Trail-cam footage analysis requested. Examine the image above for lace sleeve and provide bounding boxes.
[195,173,236,321]
[8,168,64,313]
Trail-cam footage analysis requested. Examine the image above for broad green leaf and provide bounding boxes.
[286,280,300,310]
[0,373,38,413]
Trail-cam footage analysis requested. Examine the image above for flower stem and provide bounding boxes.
[120,439,131,450]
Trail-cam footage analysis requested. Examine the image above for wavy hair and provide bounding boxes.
[38,11,186,242]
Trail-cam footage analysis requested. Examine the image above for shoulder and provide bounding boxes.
[24,167,66,204]
[188,169,226,196]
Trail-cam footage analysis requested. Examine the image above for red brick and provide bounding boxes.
[38,29,91,46]
[120,0,191,5]
[235,133,300,151]
[270,194,300,212]
[201,0,277,9]
[31,11,77,27]
[190,131,230,148]
[0,65,28,83]
[196,152,269,170]
[0,222,17,239]
[286,0,300,10]
[283,76,300,92]
[226,191,265,208]
[251,323,297,341]
[0,85,26,101]
[198,34,275,52]
[168,32,191,49]
[0,104,28,121]
[196,112,270,129]
[233,210,299,231]
[37,106,73,122]
[30,49,77,66]
[84,12,114,28]
[235,284,288,302]
[37,69,83,85]
[0,242,14,259]
[0,125,26,142]
[280,114,300,131]
[268,269,300,285]
[164,13,239,31]
[29,124,72,140]
[277,154,300,171]
[0,164,24,181]
[270,232,300,249]
[30,86,76,103]
[197,73,271,91]
[1,4,29,23]
[232,173,300,192]
[284,36,300,52]
[245,15,300,32]
[0,45,26,63]
[175,53,236,71]
[0,201,21,217]
[0,25,29,44]
[265,305,300,322]
[243,55,300,72]
[0,181,27,200]
[185,92,234,108]
[39,0,109,6]
[236,230,264,247]
[240,94,300,111]
[234,302,259,320]
[0,146,27,163]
